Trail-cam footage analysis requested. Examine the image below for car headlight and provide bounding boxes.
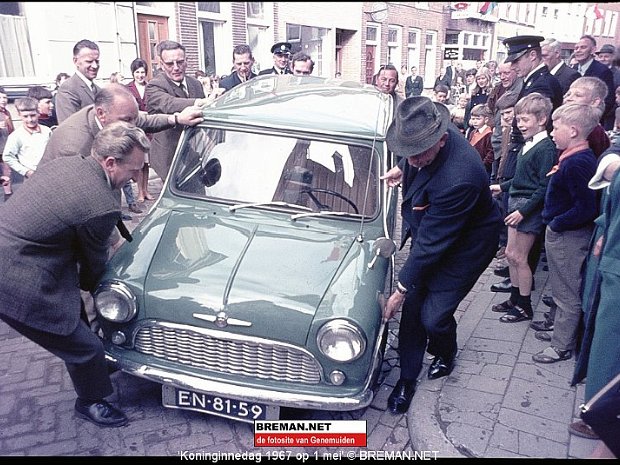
[94,281,137,323]
[317,319,366,362]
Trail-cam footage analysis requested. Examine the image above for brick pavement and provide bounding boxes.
[0,173,606,457]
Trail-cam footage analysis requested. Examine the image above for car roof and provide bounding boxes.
[202,75,393,140]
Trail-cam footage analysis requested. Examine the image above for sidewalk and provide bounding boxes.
[403,254,605,458]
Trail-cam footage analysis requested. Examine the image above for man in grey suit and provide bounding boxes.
[55,39,101,124]
[0,122,150,427]
[146,40,217,181]
[541,39,580,95]
[40,84,202,164]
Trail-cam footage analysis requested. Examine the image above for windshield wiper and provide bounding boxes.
[229,201,313,212]
[290,211,351,221]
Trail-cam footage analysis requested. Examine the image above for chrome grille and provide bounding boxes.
[133,323,321,384]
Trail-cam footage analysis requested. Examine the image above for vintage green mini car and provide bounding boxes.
[94,75,399,423]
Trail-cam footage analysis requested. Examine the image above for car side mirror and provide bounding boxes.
[367,237,397,269]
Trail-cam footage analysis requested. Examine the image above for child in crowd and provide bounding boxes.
[0,86,14,200]
[467,103,494,176]
[532,103,599,364]
[450,93,469,134]
[489,93,556,323]
[2,97,51,185]
[433,84,451,108]
[26,86,57,128]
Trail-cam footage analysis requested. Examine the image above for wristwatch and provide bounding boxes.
[396,281,408,295]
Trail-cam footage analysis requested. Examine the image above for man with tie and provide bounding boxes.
[219,44,258,92]
[146,40,221,181]
[541,38,581,95]
[405,66,424,97]
[258,42,293,76]
[573,35,616,130]
[55,40,101,124]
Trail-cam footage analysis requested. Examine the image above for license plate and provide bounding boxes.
[162,385,279,423]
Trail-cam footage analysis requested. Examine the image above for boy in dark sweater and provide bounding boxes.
[490,93,556,322]
[531,103,599,363]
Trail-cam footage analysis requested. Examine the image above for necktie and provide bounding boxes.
[179,82,188,97]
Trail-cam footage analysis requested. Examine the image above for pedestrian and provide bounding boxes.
[0,121,150,428]
[467,103,494,177]
[380,96,502,414]
[463,66,493,137]
[374,64,404,116]
[125,57,154,203]
[0,86,14,201]
[290,52,314,76]
[258,42,293,76]
[146,40,218,181]
[449,93,469,133]
[55,39,101,124]
[541,38,581,95]
[489,93,556,323]
[572,35,616,130]
[531,103,599,363]
[405,66,424,98]
[26,85,58,128]
[219,44,258,92]
[2,97,51,186]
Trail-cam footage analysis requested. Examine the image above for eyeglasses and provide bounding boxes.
[162,59,186,68]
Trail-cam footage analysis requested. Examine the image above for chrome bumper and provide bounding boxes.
[106,354,375,411]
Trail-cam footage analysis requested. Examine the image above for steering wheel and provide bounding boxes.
[302,187,359,214]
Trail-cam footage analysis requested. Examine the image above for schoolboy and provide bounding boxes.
[467,103,494,176]
[532,103,599,363]
[0,86,14,200]
[27,85,57,128]
[489,93,556,323]
[2,97,51,182]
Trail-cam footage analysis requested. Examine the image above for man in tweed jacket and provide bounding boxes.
[0,122,149,428]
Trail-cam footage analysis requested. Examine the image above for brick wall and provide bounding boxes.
[177,2,200,74]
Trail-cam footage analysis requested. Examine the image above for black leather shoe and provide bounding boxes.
[530,319,554,331]
[490,278,511,292]
[428,350,456,380]
[387,379,416,414]
[493,265,510,278]
[75,399,128,427]
[542,295,556,308]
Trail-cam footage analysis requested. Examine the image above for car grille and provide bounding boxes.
[133,323,322,384]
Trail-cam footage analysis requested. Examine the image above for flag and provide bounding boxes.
[594,3,604,20]
[479,2,497,15]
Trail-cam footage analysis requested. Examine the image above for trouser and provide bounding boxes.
[122,181,135,206]
[0,314,114,401]
[547,225,593,351]
[398,285,474,381]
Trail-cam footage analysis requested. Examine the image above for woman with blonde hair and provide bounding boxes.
[464,66,494,135]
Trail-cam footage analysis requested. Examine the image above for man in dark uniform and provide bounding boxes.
[258,42,293,75]
[490,35,563,293]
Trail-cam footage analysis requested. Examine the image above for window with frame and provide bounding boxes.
[387,26,401,69]
[198,2,220,13]
[286,24,328,75]
[247,2,264,19]
[408,28,421,70]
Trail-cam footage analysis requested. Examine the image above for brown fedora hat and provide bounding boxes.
[386,96,450,157]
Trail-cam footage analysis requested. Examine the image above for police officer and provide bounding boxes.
[259,42,293,75]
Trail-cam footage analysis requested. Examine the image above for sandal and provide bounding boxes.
[499,305,532,323]
[532,346,571,363]
[568,420,599,440]
[492,299,515,313]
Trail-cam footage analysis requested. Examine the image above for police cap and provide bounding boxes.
[503,35,544,63]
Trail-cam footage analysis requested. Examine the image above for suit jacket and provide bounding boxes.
[405,75,424,97]
[40,105,172,164]
[55,73,101,124]
[0,156,120,335]
[125,81,148,112]
[146,73,205,180]
[258,67,292,76]
[398,127,502,291]
[220,72,258,92]
[553,62,580,95]
[574,60,616,130]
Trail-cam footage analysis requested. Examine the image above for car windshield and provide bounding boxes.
[172,127,379,217]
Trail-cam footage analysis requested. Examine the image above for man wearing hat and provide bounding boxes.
[258,42,293,76]
[595,43,620,92]
[381,96,502,414]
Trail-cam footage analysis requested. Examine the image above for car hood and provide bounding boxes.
[142,211,364,346]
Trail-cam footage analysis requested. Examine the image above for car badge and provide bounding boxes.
[192,311,252,327]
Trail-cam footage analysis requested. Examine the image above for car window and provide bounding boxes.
[173,128,379,217]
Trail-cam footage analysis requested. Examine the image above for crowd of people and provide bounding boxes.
[0,34,619,457]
